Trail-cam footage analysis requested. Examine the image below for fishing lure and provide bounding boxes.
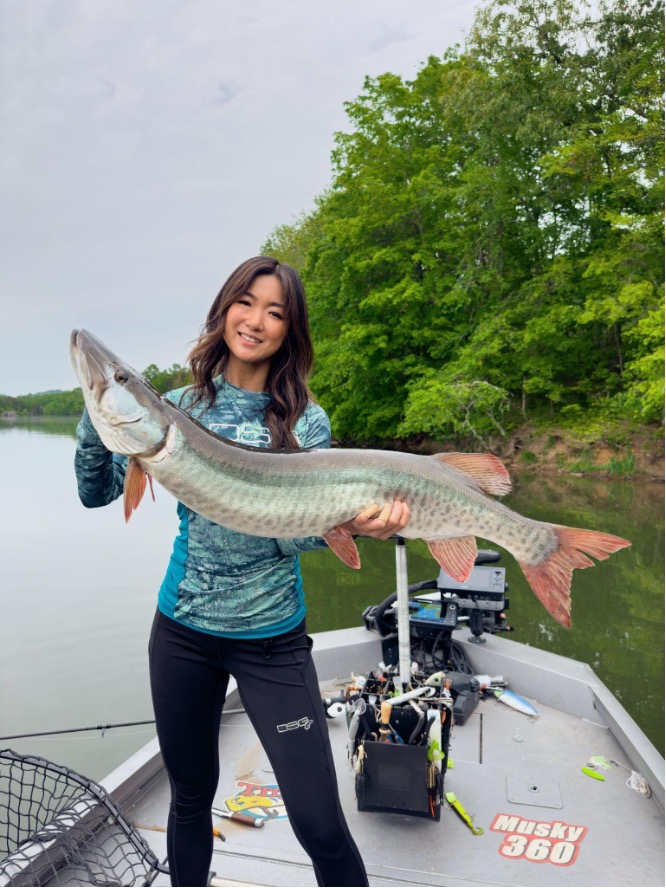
[445,792,484,835]
[491,687,538,717]
[584,756,651,797]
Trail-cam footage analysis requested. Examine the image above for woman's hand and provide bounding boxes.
[338,500,411,541]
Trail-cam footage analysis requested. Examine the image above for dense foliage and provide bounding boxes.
[264,0,664,444]
[0,389,85,417]
[0,364,191,416]
[142,363,193,393]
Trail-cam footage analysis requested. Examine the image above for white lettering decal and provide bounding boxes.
[551,842,576,865]
[491,813,587,867]
[525,839,552,861]
[276,716,314,734]
[490,814,520,832]
[500,835,528,858]
[209,421,271,447]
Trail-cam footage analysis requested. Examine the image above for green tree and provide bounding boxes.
[264,0,664,443]
[143,363,192,393]
[0,362,192,414]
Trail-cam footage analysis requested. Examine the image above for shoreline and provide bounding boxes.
[338,425,665,483]
[3,414,663,482]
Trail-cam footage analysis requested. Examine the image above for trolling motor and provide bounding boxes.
[363,547,512,653]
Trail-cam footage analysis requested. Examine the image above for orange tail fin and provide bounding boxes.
[519,526,631,628]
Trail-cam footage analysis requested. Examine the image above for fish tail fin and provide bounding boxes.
[518,526,631,628]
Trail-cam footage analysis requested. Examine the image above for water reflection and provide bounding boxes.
[2,420,663,784]
[0,416,79,438]
[1,419,173,780]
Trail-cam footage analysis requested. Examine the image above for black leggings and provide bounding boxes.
[149,610,368,887]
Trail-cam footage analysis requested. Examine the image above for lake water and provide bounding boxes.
[1,418,663,783]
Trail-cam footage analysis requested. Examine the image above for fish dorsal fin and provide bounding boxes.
[324,527,361,570]
[431,453,512,496]
[123,457,154,522]
[427,536,477,583]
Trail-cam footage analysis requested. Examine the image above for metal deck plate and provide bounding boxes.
[505,773,563,808]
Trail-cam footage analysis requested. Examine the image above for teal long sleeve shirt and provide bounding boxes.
[74,377,331,638]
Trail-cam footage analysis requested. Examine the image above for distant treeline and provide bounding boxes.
[0,364,192,417]
[263,0,664,444]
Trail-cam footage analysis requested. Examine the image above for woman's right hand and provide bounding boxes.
[338,500,411,541]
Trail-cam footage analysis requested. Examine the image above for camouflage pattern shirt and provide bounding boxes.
[74,377,331,638]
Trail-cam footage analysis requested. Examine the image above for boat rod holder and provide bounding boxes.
[394,537,411,688]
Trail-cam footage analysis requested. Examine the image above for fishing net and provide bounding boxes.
[0,749,167,887]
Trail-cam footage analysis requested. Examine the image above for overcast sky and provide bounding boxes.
[2,0,481,396]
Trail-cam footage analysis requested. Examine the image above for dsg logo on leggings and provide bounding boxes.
[276,716,314,733]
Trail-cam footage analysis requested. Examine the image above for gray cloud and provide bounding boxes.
[368,28,413,55]
[96,77,118,100]
[213,80,241,106]
[1,0,480,396]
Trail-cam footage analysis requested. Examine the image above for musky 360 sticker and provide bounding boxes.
[490,814,588,866]
[224,781,288,821]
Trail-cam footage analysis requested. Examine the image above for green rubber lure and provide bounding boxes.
[446,791,484,835]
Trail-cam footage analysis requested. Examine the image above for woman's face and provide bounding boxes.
[222,274,287,378]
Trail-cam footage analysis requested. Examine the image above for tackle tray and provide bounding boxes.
[350,675,453,820]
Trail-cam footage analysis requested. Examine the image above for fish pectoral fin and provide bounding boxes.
[431,453,512,496]
[324,527,361,569]
[427,536,477,582]
[123,457,150,522]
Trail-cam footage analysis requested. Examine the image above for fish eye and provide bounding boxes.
[114,368,129,385]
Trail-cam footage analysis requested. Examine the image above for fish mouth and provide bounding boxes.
[108,415,143,427]
[70,329,117,397]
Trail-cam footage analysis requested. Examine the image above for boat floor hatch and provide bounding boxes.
[123,678,664,888]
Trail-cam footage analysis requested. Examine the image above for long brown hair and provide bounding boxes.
[187,256,314,449]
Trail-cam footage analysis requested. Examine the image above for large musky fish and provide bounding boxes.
[70,329,631,628]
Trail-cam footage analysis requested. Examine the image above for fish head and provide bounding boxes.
[70,329,171,456]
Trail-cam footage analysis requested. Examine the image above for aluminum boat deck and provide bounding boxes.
[104,627,664,887]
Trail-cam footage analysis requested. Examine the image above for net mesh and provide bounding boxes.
[0,749,166,887]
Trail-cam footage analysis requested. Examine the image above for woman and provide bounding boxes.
[75,256,410,887]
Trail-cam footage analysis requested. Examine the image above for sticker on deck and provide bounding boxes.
[490,813,588,866]
[224,780,288,821]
